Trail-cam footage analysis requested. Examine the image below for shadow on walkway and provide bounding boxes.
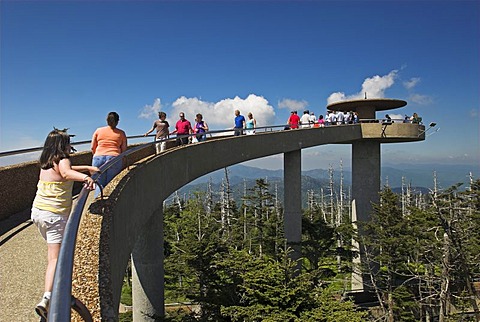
[0,209,46,321]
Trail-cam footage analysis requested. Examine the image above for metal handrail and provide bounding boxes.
[48,140,164,320]
[0,127,286,159]
[0,134,149,159]
[47,124,288,320]
[0,120,403,159]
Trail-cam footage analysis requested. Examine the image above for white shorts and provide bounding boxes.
[155,139,167,153]
[31,207,68,244]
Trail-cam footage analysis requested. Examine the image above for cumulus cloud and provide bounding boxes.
[403,77,420,90]
[401,76,433,106]
[327,69,398,104]
[138,98,162,119]
[171,94,275,129]
[277,98,309,111]
[447,153,473,162]
[409,93,433,105]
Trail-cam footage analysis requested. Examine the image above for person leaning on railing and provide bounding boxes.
[245,112,257,135]
[286,110,300,129]
[233,110,246,136]
[410,112,422,124]
[91,111,127,196]
[31,128,98,319]
[193,113,209,142]
[144,111,170,153]
[170,112,193,146]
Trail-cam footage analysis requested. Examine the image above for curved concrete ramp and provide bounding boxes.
[71,123,424,320]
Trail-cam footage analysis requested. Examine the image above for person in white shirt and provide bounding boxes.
[300,110,311,128]
[337,111,345,125]
[309,112,317,127]
[344,111,351,124]
[330,111,337,125]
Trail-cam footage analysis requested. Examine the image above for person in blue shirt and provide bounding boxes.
[233,110,246,136]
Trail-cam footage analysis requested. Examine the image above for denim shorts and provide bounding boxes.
[92,155,122,188]
[31,207,68,244]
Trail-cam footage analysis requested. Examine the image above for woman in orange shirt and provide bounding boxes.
[91,112,127,194]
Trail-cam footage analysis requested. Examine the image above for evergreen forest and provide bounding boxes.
[121,170,480,322]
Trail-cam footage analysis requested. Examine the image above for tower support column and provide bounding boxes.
[132,208,164,321]
[284,150,302,264]
[351,141,380,291]
[352,141,380,222]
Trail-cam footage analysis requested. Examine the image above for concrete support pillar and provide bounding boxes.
[284,150,302,264]
[132,208,164,321]
[351,141,380,291]
[352,141,380,222]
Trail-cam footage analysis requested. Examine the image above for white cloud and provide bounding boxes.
[277,98,309,111]
[447,153,475,162]
[171,94,275,129]
[403,77,420,90]
[326,92,348,104]
[138,98,162,119]
[327,69,398,104]
[402,77,433,106]
[409,93,433,105]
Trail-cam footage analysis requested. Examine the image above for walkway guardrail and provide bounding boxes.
[47,124,291,321]
[0,119,405,160]
[0,126,287,160]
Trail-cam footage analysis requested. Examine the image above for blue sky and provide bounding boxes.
[1,0,479,171]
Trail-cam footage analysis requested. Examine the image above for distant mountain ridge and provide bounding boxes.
[381,163,478,189]
[173,164,478,206]
[188,164,478,189]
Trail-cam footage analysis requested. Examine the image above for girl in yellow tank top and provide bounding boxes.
[31,128,99,319]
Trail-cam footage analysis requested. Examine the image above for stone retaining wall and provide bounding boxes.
[0,151,92,220]
[0,143,157,221]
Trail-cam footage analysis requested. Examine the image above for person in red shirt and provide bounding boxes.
[170,112,193,146]
[287,110,300,129]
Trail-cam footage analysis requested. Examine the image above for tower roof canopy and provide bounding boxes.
[327,98,407,112]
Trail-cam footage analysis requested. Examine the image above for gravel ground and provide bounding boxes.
[0,210,46,322]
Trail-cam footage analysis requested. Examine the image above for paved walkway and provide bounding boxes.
[0,209,46,321]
